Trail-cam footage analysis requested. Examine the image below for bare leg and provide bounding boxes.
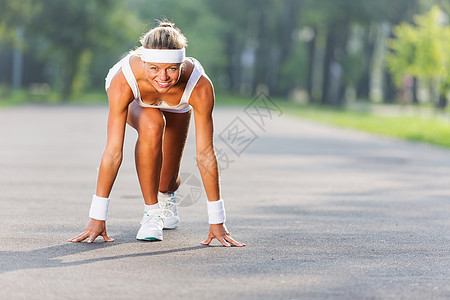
[127,101,165,205]
[159,110,192,193]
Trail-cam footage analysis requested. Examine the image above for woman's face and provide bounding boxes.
[144,62,182,93]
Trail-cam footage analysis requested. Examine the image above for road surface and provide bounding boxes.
[0,103,449,299]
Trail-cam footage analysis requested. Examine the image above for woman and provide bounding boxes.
[69,21,245,247]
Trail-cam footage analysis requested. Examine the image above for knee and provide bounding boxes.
[138,116,166,143]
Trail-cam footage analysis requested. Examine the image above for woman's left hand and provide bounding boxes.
[201,223,246,247]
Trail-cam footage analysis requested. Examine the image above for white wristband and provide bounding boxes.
[89,195,110,221]
[207,199,226,224]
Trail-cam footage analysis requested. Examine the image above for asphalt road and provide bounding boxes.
[0,103,449,299]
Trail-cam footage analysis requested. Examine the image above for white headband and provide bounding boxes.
[141,48,186,63]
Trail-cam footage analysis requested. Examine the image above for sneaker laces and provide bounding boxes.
[159,193,178,217]
[140,209,174,225]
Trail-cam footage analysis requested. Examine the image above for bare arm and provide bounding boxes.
[96,77,132,197]
[191,77,220,202]
[190,77,245,247]
[69,71,133,243]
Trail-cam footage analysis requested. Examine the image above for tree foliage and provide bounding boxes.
[0,0,40,46]
[0,0,449,107]
[387,6,450,103]
[0,0,139,99]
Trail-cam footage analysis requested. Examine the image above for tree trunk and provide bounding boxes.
[321,19,349,106]
[274,0,301,96]
[356,24,376,100]
[306,27,317,103]
[253,13,271,94]
[225,33,240,93]
[383,26,397,104]
[438,94,448,109]
[335,20,350,107]
[61,51,80,101]
[321,24,335,105]
[12,26,24,91]
[438,94,447,109]
[383,71,397,103]
[412,77,419,104]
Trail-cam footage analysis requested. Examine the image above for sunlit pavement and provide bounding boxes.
[0,104,449,299]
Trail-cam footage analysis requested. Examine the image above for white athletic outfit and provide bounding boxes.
[104,54,207,113]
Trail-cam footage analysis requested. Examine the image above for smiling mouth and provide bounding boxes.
[156,81,171,88]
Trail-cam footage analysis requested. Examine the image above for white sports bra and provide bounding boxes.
[105,54,206,113]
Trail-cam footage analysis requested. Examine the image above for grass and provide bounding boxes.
[283,103,450,148]
[68,91,108,104]
[216,93,450,149]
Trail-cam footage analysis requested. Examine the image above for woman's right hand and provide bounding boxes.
[68,218,114,243]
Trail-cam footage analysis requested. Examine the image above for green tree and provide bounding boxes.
[26,0,139,99]
[129,0,228,91]
[387,6,450,108]
[207,0,301,96]
[300,0,396,105]
[0,0,40,45]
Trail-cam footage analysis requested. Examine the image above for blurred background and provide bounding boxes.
[1,0,450,127]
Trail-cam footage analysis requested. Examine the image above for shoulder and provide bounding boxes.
[190,75,215,113]
[129,55,146,79]
[188,57,214,110]
[107,67,134,108]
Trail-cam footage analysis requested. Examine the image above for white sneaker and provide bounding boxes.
[159,192,180,230]
[136,210,165,241]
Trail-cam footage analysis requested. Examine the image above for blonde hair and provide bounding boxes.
[140,20,187,50]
